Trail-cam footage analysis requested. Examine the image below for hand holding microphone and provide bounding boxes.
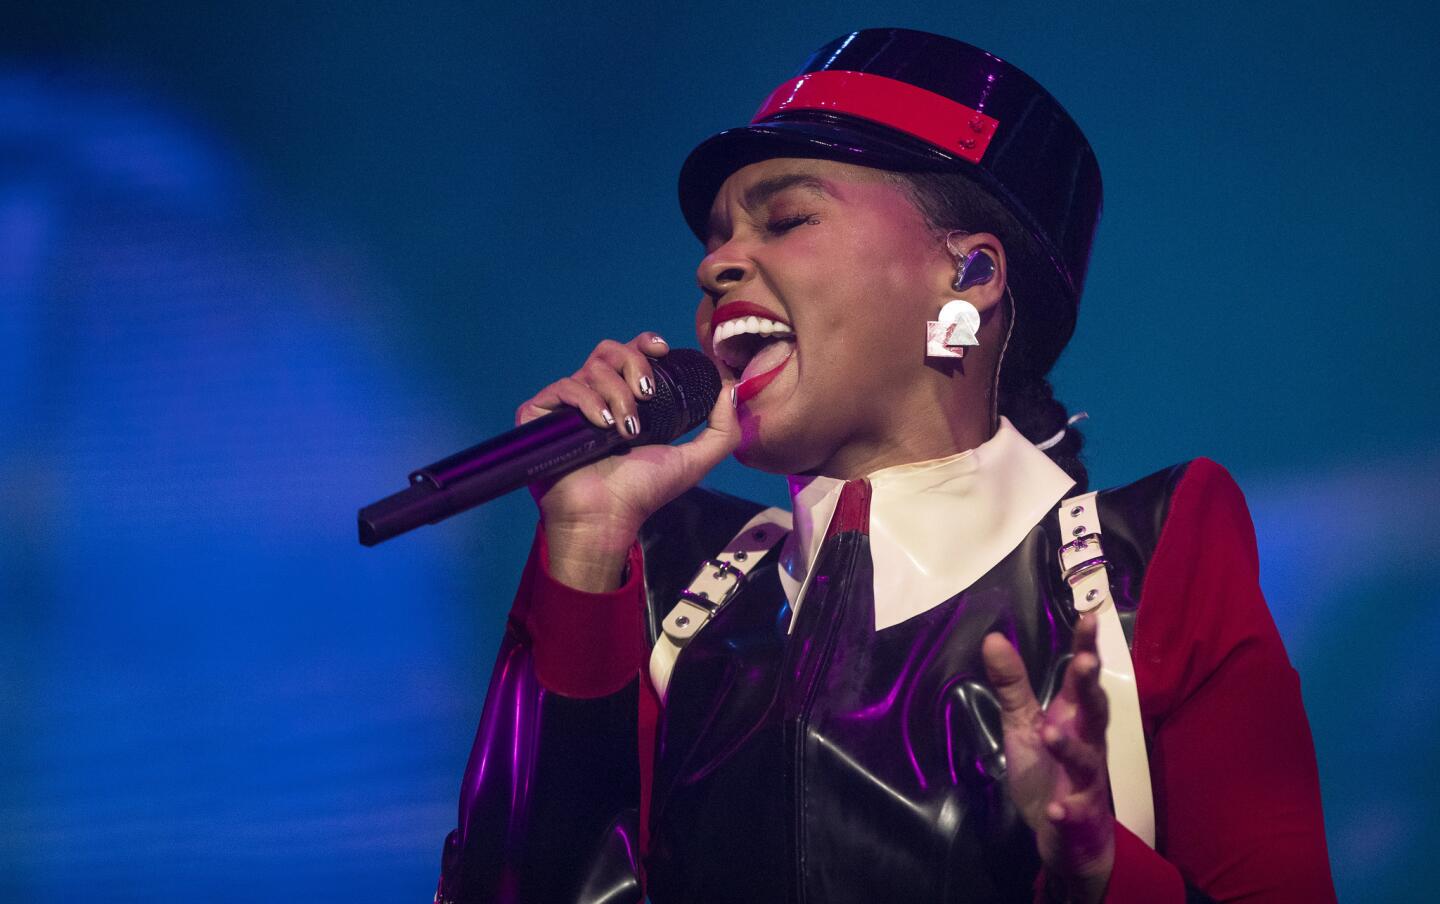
[516,332,735,524]
[358,334,739,587]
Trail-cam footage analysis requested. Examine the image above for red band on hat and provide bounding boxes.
[753,70,999,164]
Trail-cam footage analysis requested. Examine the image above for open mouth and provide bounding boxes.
[711,306,796,400]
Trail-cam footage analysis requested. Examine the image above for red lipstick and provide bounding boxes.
[735,356,791,402]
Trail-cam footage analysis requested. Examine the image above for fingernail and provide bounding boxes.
[729,385,737,407]
[601,408,615,427]
[624,415,640,436]
[651,334,668,347]
[639,375,655,397]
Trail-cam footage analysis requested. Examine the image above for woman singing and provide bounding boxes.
[434,28,1335,903]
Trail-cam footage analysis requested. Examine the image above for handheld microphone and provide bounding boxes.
[357,348,721,546]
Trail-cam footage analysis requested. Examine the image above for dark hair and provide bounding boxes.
[894,170,1088,489]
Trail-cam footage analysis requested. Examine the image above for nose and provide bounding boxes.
[696,240,752,299]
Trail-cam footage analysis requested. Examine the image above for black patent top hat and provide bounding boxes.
[679,28,1102,373]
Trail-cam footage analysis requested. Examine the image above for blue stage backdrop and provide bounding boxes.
[2,2,1436,901]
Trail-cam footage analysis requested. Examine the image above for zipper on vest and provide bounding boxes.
[785,531,862,903]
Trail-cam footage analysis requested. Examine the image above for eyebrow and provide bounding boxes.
[742,173,833,210]
[706,172,836,241]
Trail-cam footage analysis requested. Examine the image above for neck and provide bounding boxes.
[802,363,998,480]
[805,416,994,480]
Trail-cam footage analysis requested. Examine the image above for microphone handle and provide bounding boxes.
[357,408,628,547]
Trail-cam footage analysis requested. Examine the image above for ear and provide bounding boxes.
[939,230,1008,316]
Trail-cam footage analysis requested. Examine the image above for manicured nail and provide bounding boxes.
[650,334,668,347]
[624,415,640,436]
[601,408,615,427]
[639,375,655,398]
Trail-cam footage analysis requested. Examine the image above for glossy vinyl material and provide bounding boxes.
[435,489,765,904]
[434,625,642,903]
[678,28,1103,376]
[637,487,771,647]
[436,465,1187,902]
[574,811,644,904]
[646,464,1183,902]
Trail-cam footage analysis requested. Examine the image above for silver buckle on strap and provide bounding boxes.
[1059,533,1109,584]
[663,558,748,644]
[690,559,745,608]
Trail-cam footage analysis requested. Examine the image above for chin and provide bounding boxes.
[732,414,827,476]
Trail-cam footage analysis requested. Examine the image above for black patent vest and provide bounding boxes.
[638,464,1185,904]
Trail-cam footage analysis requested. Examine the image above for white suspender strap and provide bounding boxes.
[1057,492,1156,848]
[648,506,792,702]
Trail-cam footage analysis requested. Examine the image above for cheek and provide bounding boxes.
[806,239,926,343]
[693,298,713,350]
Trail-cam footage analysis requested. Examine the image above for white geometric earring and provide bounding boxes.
[926,298,981,360]
[928,245,995,360]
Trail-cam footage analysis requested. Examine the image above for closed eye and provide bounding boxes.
[767,214,817,235]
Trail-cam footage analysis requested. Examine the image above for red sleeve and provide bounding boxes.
[1102,458,1336,902]
[514,524,648,699]
[512,524,666,869]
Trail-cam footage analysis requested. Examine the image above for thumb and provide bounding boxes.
[673,379,741,482]
[983,632,1041,724]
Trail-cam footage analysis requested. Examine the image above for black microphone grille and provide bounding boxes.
[640,348,721,443]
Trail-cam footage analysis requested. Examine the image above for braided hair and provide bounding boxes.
[893,170,1088,490]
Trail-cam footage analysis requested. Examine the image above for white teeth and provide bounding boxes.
[711,313,794,349]
[711,316,800,371]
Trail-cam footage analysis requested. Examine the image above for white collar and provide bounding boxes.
[777,417,1076,631]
